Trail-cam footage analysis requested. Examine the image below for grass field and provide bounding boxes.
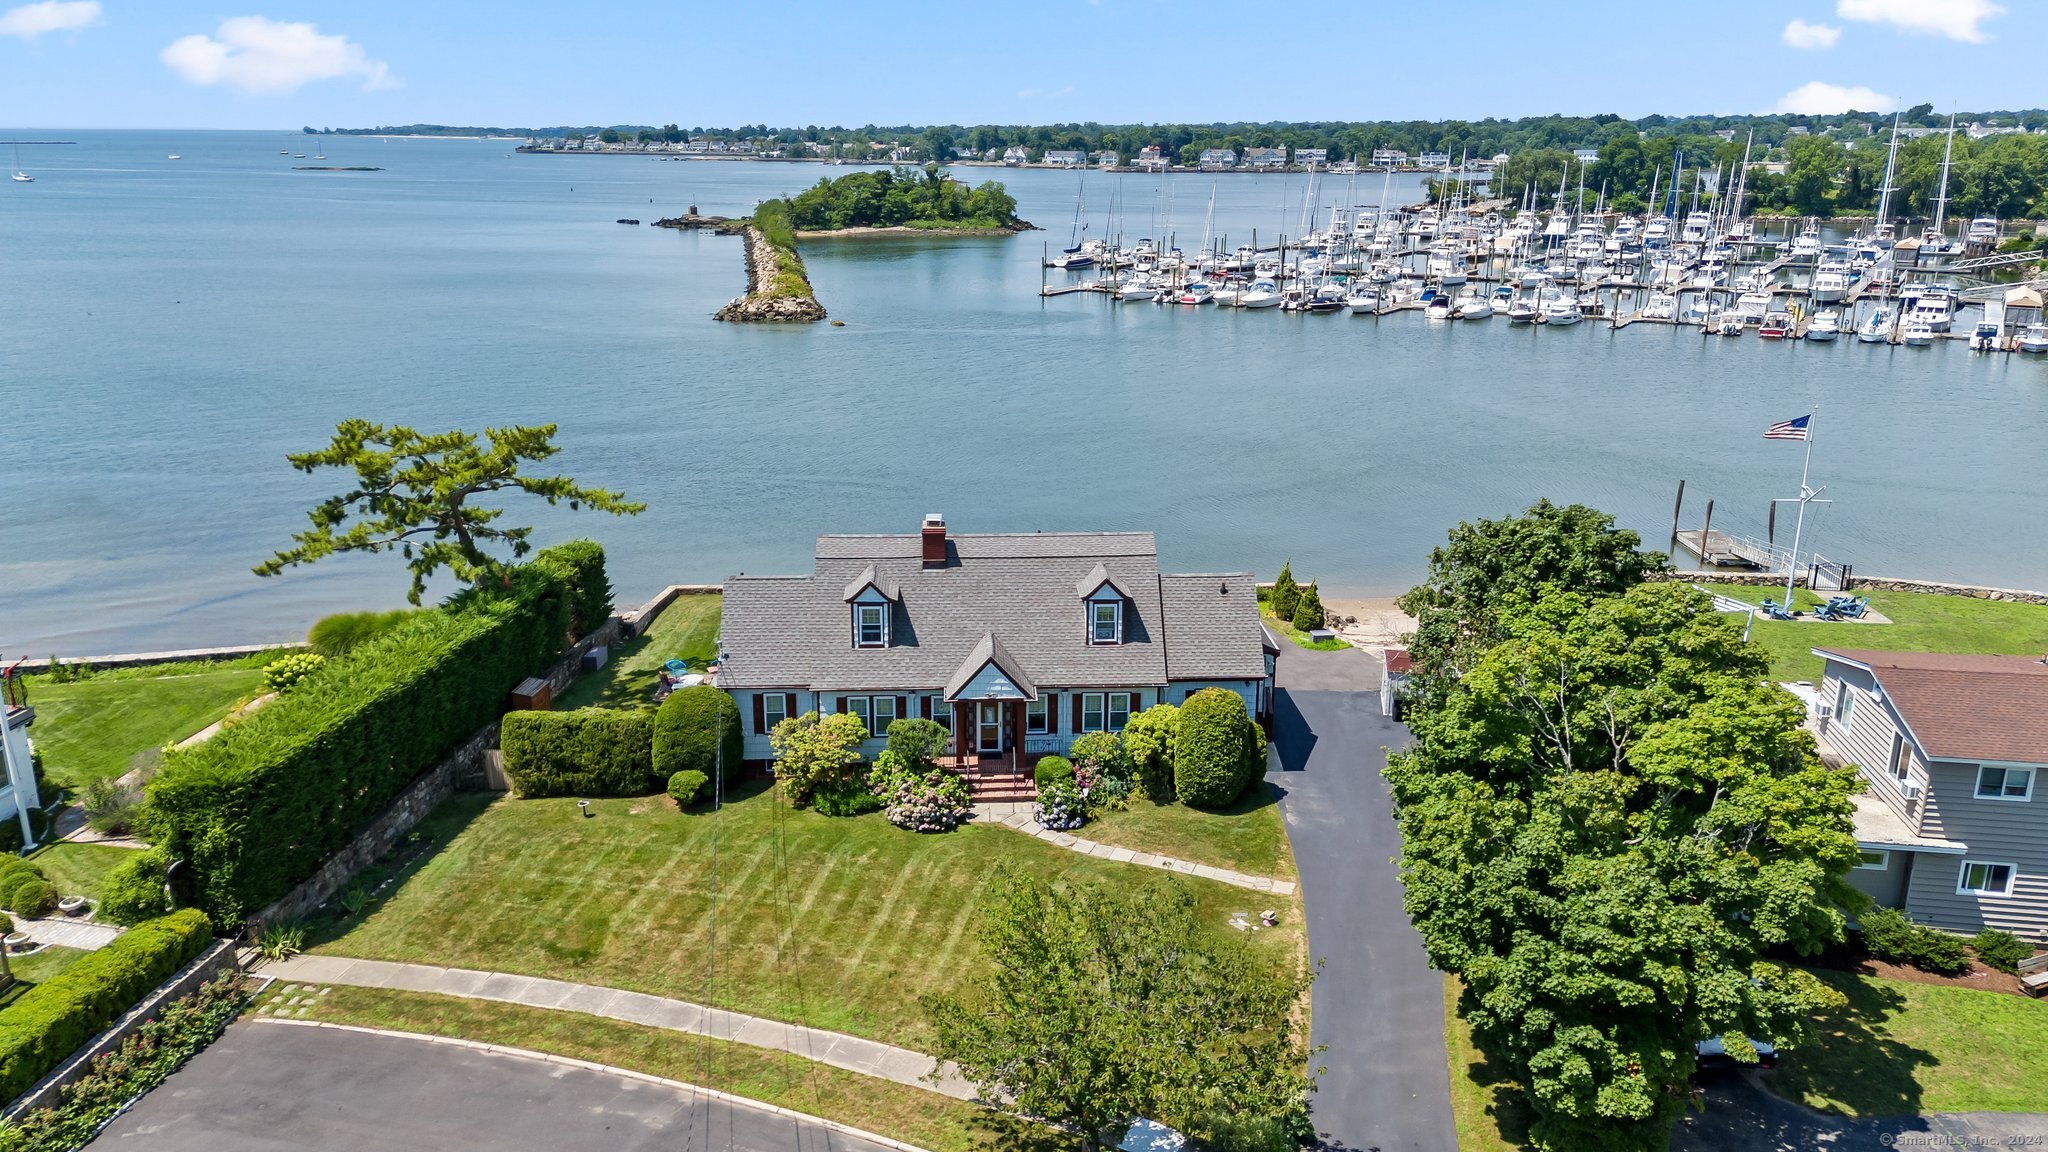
[1773,970,2048,1116]
[0,946,91,1009]
[20,659,270,789]
[25,842,139,901]
[1083,781,1296,881]
[274,986,1076,1152]
[554,594,722,711]
[311,782,1300,1052]
[1698,584,2048,683]
[1442,976,1535,1152]
[1260,609,1348,651]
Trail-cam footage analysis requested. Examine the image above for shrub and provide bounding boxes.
[1973,928,2033,975]
[667,769,709,807]
[1086,774,1133,814]
[884,719,950,769]
[1176,689,1258,808]
[1035,780,1087,831]
[97,849,171,925]
[499,708,654,798]
[0,869,45,913]
[144,562,571,925]
[877,767,972,833]
[1291,584,1326,632]
[0,909,213,1102]
[260,652,327,694]
[768,711,867,806]
[1069,731,1134,784]
[1271,561,1300,622]
[306,609,426,657]
[81,779,140,836]
[1122,703,1179,803]
[1860,907,1971,975]
[530,539,613,640]
[9,881,58,919]
[812,773,886,817]
[652,686,743,785]
[1033,756,1075,788]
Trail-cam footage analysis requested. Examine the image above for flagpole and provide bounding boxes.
[1784,407,1817,604]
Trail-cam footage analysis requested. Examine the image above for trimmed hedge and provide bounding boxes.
[1033,756,1075,788]
[0,908,213,1102]
[8,880,57,920]
[531,539,613,641]
[143,565,571,925]
[667,770,709,807]
[500,709,654,797]
[1174,688,1259,809]
[652,686,742,784]
[1860,906,1971,975]
[0,869,44,914]
[98,849,171,925]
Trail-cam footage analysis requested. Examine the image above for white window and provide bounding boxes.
[1107,692,1132,732]
[1976,765,2036,802]
[762,693,789,730]
[1889,733,1911,782]
[1026,696,1048,734]
[1958,860,2016,897]
[1854,850,1890,871]
[1082,693,1106,732]
[930,697,952,731]
[845,696,872,730]
[1833,682,1855,732]
[872,695,897,731]
[854,604,886,648]
[1091,601,1122,645]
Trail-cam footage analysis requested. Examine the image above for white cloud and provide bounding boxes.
[1782,19,1841,49]
[161,16,397,95]
[0,1,99,40]
[1772,80,1897,115]
[1837,0,2004,43]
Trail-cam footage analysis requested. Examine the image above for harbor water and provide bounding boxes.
[3,131,2045,653]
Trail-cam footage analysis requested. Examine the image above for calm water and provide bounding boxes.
[4,131,2045,654]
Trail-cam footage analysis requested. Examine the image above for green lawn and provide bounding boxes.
[0,946,91,1008]
[1773,970,2048,1116]
[1083,782,1296,881]
[311,782,1300,1052]
[1697,584,2048,683]
[1442,976,1535,1152]
[1260,609,1348,651]
[274,985,1076,1152]
[26,842,141,902]
[20,661,268,789]
[554,594,721,711]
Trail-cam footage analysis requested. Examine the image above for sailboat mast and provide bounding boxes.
[1875,111,1902,228]
[1933,111,1956,237]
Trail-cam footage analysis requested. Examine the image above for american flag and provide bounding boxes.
[1764,415,1811,441]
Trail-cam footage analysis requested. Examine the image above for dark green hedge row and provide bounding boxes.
[530,539,613,641]
[500,709,654,797]
[0,908,214,1103]
[145,564,572,925]
[652,685,741,784]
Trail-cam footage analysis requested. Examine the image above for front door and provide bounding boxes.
[977,701,1004,754]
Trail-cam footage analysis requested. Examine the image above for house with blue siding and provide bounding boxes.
[718,517,1277,794]
[1814,647,2048,942]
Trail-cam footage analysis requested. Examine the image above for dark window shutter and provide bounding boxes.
[1072,694,1083,731]
[752,693,766,734]
[920,696,931,719]
[895,696,908,724]
[837,696,848,714]
[784,693,797,719]
[1044,692,1058,730]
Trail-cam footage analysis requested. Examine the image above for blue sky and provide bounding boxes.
[0,0,2039,129]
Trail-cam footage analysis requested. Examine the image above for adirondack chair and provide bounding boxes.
[1813,604,1842,622]
[1761,599,1796,622]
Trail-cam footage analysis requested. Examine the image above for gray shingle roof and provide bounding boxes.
[719,531,1262,693]
[945,633,1038,700]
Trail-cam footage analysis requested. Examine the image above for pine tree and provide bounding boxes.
[1292,583,1326,632]
[1271,561,1300,622]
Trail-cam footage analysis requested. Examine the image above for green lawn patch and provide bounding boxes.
[279,985,1077,1152]
[1443,975,1536,1152]
[1260,610,1348,651]
[311,783,1300,1052]
[1772,969,2048,1116]
[1695,584,2048,683]
[25,842,140,902]
[1082,781,1295,881]
[20,662,267,789]
[0,946,92,1009]
[554,594,721,712]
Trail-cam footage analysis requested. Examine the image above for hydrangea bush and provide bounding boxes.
[1035,780,1087,830]
[877,768,974,833]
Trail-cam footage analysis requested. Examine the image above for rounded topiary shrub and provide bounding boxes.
[1033,756,1075,788]
[10,879,58,919]
[667,769,710,807]
[98,850,172,925]
[0,866,45,911]
[654,686,744,784]
[1174,688,1257,809]
[499,708,655,798]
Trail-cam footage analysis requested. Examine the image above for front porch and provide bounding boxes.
[938,698,1060,803]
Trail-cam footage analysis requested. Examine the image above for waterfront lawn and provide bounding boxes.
[21,660,269,789]
[1696,584,2048,682]
[310,782,1300,1052]
[278,986,1076,1152]
[1082,781,1296,881]
[553,594,721,712]
[0,947,92,1009]
[1772,969,2048,1116]
[1442,976,1535,1152]
[1260,609,1348,651]
[25,842,138,902]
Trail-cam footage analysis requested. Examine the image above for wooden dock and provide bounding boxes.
[1673,530,1778,569]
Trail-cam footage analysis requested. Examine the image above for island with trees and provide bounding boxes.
[782,164,1031,235]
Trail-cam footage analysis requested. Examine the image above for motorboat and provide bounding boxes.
[1175,281,1215,306]
[1641,292,1677,321]
[1968,321,2002,350]
[1344,283,1380,314]
[1908,288,1954,333]
[2020,323,2048,354]
[1806,309,1841,342]
[1453,289,1494,319]
[1114,276,1158,302]
[1542,297,1582,326]
[1713,313,1746,337]
[1759,311,1794,339]
[1425,294,1454,320]
[1790,222,1822,259]
[1506,295,1542,324]
[1967,217,2000,246]
[1211,282,1246,308]
[1735,290,1772,324]
[1901,318,1936,347]
[1857,307,1893,343]
[167,153,182,160]
[1811,266,1849,305]
[1240,280,1283,309]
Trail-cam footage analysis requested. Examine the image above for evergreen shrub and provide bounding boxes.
[500,709,655,798]
[652,686,743,784]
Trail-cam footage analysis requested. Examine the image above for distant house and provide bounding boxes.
[1293,147,1328,166]
[1417,151,1451,169]
[982,147,1002,161]
[0,675,47,848]
[1243,147,1285,169]
[1094,150,1120,168]
[1370,148,1408,167]
[1379,648,1412,719]
[1786,126,1811,136]
[1136,145,1168,171]
[718,517,1278,791]
[1198,148,1237,170]
[1043,149,1088,168]
[1812,648,2048,941]
[1572,147,1599,163]
[1002,145,1030,165]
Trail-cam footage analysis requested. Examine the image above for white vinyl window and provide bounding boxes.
[1958,860,2016,897]
[1107,692,1132,732]
[1026,696,1048,734]
[1889,733,1911,782]
[762,693,789,730]
[1976,765,2036,802]
[1854,850,1890,871]
[1833,682,1855,732]
[840,695,897,735]
[1091,601,1122,645]
[854,603,887,648]
[1082,693,1106,732]
[930,697,952,731]
[845,696,871,729]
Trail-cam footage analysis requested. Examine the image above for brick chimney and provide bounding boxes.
[921,514,947,569]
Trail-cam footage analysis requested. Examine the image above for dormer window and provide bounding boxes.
[1091,600,1122,645]
[855,603,887,648]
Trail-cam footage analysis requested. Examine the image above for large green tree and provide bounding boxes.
[1385,583,1860,1151]
[254,421,643,604]
[924,870,1314,1150]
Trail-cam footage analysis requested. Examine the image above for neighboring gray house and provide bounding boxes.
[1814,647,2048,941]
[1,674,46,848]
[718,518,1277,788]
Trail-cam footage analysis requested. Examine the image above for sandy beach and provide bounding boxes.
[1323,597,1417,651]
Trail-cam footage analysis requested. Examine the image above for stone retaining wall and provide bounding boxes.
[619,583,720,637]
[42,642,307,670]
[1659,570,2048,605]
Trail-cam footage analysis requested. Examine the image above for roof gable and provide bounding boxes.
[1817,647,2048,764]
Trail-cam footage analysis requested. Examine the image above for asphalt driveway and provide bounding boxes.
[94,1020,896,1152]
[1272,646,1456,1152]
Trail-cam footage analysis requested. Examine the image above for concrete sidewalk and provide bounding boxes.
[260,954,976,1100]
[974,807,1298,895]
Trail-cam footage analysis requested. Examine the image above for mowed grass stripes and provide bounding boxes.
[312,782,1299,1050]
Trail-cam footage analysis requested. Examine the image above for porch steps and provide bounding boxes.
[965,778,1038,803]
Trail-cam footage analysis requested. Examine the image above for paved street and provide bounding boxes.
[1271,646,1456,1152]
[1673,1073,2048,1152]
[94,1020,898,1152]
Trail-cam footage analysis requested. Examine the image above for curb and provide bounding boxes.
[253,1017,939,1152]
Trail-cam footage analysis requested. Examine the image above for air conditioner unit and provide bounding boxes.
[1816,704,1834,721]
[1901,781,1924,801]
